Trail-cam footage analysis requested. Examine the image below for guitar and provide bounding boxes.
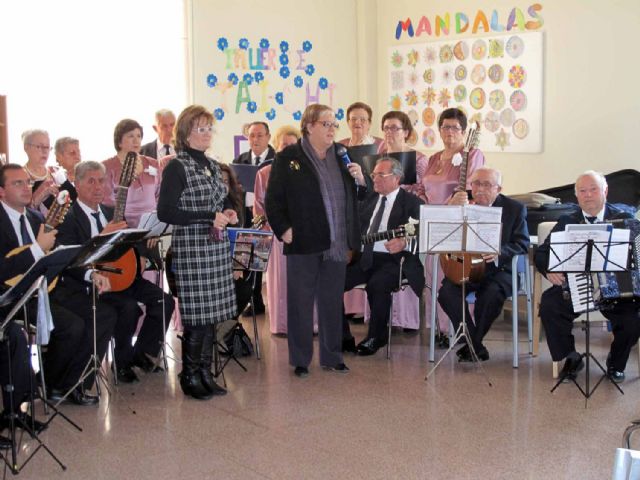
[439,122,485,285]
[4,190,72,291]
[99,152,139,292]
[348,219,419,264]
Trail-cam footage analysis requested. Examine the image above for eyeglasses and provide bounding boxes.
[440,125,462,132]
[27,143,52,152]
[348,117,370,123]
[315,121,339,129]
[471,180,498,189]
[370,172,395,180]
[382,125,404,133]
[8,179,34,188]
[193,125,214,134]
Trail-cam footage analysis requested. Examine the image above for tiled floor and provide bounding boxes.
[6,314,639,479]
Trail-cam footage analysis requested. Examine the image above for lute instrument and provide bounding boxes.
[439,122,484,285]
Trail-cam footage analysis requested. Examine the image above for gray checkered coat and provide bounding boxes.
[172,152,237,326]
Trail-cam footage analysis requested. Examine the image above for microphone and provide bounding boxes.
[335,144,358,186]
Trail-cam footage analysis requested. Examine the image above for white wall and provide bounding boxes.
[0,0,187,164]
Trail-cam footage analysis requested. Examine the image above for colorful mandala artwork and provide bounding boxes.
[423,68,435,84]
[469,87,486,110]
[495,128,510,151]
[391,71,405,90]
[405,89,418,106]
[488,64,504,83]
[406,129,418,147]
[510,90,528,111]
[500,108,516,127]
[409,71,419,86]
[422,107,436,126]
[441,67,453,84]
[407,49,419,67]
[488,39,505,58]
[484,111,500,132]
[506,36,525,59]
[472,39,487,60]
[453,41,469,61]
[438,88,451,108]
[391,51,403,68]
[454,85,467,102]
[489,90,506,111]
[513,118,530,139]
[508,65,527,88]
[422,87,436,106]
[439,45,454,63]
[407,109,419,126]
[469,112,482,125]
[454,65,467,81]
[422,128,437,148]
[424,47,437,65]
[471,64,486,85]
[390,94,402,110]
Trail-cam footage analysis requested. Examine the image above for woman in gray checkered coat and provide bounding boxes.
[158,105,237,400]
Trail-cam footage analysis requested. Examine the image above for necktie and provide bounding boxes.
[91,211,104,232]
[586,216,597,224]
[19,215,32,245]
[164,144,171,155]
[360,196,387,271]
[254,155,261,165]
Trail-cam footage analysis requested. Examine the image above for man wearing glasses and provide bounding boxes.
[342,157,425,356]
[438,166,529,362]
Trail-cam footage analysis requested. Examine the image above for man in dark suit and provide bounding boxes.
[140,109,176,160]
[439,167,530,362]
[0,164,99,406]
[56,161,173,383]
[343,157,425,356]
[535,170,640,383]
[234,121,276,316]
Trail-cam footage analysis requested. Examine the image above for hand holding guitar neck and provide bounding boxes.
[100,220,128,235]
[36,224,57,253]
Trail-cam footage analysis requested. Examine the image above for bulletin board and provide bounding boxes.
[388,31,543,153]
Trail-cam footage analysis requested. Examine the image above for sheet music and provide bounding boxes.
[138,211,173,237]
[548,226,630,272]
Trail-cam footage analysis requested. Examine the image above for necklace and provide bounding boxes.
[24,164,50,181]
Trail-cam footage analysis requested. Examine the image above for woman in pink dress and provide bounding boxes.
[253,125,301,335]
[338,102,384,149]
[419,108,485,340]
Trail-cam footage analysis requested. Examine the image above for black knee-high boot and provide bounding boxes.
[200,325,227,396]
[180,327,213,400]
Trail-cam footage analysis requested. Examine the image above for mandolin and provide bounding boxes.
[4,190,72,291]
[439,122,484,285]
[99,152,139,292]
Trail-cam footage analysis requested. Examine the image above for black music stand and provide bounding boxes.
[423,209,501,385]
[547,227,631,402]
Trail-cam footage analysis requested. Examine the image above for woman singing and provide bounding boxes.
[265,104,368,377]
[158,105,236,400]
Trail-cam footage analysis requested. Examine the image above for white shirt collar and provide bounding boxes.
[1,200,26,221]
[582,207,605,223]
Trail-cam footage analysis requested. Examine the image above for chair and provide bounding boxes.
[429,253,534,368]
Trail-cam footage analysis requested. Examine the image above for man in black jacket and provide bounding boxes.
[439,166,530,362]
[343,157,424,356]
[535,170,640,383]
[140,109,176,160]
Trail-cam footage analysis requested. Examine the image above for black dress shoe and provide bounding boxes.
[322,363,350,373]
[435,332,450,349]
[342,337,358,354]
[560,352,584,382]
[0,435,11,449]
[133,354,164,373]
[68,388,99,406]
[115,365,140,383]
[456,344,470,359]
[294,366,309,378]
[0,412,48,435]
[357,338,384,356]
[458,346,490,362]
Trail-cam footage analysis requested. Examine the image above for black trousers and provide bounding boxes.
[287,254,345,368]
[540,285,640,371]
[101,276,173,368]
[0,323,31,413]
[438,271,511,351]
[343,253,403,344]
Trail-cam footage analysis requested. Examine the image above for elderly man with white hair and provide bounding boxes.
[535,170,640,383]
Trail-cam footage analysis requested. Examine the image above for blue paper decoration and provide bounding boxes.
[206,74,218,88]
[305,64,315,76]
[293,110,302,121]
[279,41,289,53]
[247,101,257,113]
[279,54,289,66]
[266,108,276,120]
[294,76,303,88]
[279,66,290,79]
[254,72,264,83]
[217,37,228,51]
[227,73,239,85]
[302,40,312,52]
[260,38,270,49]
[275,92,284,104]
[242,73,253,85]
[214,108,225,121]
[239,38,249,50]
[335,108,345,120]
[318,77,328,89]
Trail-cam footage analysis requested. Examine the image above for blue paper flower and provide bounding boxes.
[217,37,228,51]
[227,73,239,85]
[279,54,289,66]
[294,75,304,88]
[239,38,249,50]
[214,108,225,121]
[260,38,270,49]
[243,73,254,85]
[305,64,315,76]
[302,40,313,52]
[206,74,218,88]
[275,92,284,105]
[293,110,302,121]
[247,101,257,113]
[318,77,328,89]
[279,41,289,53]
[254,72,264,83]
[335,108,345,120]
[279,66,290,79]
[266,108,276,121]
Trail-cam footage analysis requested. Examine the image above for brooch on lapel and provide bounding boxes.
[204,167,212,177]
[289,160,300,171]
[451,153,463,167]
